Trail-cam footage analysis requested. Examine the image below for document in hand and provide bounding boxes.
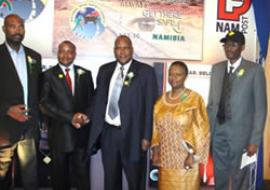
[240,152,257,169]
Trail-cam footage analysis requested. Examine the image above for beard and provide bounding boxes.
[7,34,24,46]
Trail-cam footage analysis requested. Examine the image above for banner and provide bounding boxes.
[263,38,270,179]
[0,0,261,188]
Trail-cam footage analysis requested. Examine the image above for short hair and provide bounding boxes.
[58,40,76,51]
[4,14,24,27]
[114,35,133,48]
[170,61,188,76]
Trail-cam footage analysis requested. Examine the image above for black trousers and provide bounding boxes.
[0,138,38,190]
[51,148,90,190]
[101,123,147,190]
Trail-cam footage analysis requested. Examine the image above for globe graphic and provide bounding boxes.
[71,6,105,39]
[0,0,46,21]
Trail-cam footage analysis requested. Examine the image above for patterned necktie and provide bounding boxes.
[229,66,234,74]
[217,66,234,124]
[108,66,124,119]
[65,68,72,92]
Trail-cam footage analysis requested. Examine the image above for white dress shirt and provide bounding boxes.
[105,60,132,126]
[227,57,242,73]
[59,63,75,95]
[6,43,28,108]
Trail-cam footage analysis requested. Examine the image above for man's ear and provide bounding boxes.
[241,44,245,51]
[2,26,5,33]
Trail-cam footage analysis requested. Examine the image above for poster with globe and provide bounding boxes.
[0,0,46,21]
[53,0,204,60]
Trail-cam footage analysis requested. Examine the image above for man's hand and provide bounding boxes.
[72,113,89,129]
[141,139,150,151]
[7,104,30,122]
[247,144,258,156]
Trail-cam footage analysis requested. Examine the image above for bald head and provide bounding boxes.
[114,35,133,48]
[114,35,133,64]
[4,14,24,27]
[58,40,76,52]
[2,14,25,51]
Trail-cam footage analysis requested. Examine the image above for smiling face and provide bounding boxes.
[168,63,187,90]
[3,14,25,48]
[114,35,133,65]
[57,41,76,67]
[223,41,245,63]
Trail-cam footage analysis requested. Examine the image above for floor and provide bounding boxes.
[13,181,270,190]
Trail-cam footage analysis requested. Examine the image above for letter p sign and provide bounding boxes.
[218,0,251,21]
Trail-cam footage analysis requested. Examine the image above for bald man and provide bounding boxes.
[0,14,42,189]
[88,35,158,190]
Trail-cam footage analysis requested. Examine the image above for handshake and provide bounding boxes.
[71,113,90,129]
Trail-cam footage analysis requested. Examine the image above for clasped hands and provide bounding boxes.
[71,113,89,129]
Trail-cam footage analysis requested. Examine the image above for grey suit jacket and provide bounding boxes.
[207,58,267,150]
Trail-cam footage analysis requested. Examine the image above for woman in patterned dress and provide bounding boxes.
[151,61,210,190]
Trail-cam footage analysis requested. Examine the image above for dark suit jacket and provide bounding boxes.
[0,43,42,146]
[88,59,158,161]
[40,64,94,152]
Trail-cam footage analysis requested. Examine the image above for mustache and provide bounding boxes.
[12,34,23,38]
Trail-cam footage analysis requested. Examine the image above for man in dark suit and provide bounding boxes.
[207,31,267,190]
[88,35,158,190]
[0,14,42,189]
[40,41,94,190]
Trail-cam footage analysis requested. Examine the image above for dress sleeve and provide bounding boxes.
[182,94,210,164]
[151,102,160,147]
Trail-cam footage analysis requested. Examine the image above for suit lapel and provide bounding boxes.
[216,62,227,103]
[24,47,33,105]
[234,59,247,76]
[74,66,80,98]
[53,65,73,98]
[1,44,24,92]
[232,59,248,86]
[119,60,138,101]
[104,63,117,97]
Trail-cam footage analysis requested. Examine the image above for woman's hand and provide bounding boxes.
[184,154,194,170]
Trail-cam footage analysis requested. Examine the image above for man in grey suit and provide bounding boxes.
[207,31,267,190]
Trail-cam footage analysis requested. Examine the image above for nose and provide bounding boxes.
[14,25,24,34]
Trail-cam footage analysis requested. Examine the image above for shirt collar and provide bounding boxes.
[227,57,242,73]
[116,59,132,74]
[59,63,74,73]
[5,42,24,55]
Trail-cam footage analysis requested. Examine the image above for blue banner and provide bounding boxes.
[252,0,270,188]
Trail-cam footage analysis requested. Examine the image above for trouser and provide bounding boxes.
[51,148,90,190]
[101,123,147,190]
[0,138,38,190]
[212,122,254,190]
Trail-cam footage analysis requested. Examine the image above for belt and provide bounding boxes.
[105,122,121,129]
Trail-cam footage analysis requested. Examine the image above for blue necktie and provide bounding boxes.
[108,66,124,119]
